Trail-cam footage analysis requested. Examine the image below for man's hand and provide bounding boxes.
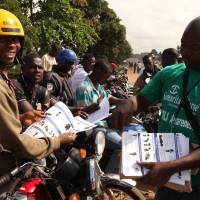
[83,103,100,114]
[109,98,134,131]
[136,161,173,187]
[20,110,45,126]
[76,110,89,119]
[50,98,59,106]
[59,130,77,145]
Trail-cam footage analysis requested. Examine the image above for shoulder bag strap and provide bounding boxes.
[181,68,200,140]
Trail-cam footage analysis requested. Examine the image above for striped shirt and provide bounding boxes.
[75,76,108,107]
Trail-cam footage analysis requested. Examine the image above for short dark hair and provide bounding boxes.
[23,53,41,67]
[142,54,152,63]
[82,53,95,62]
[51,43,59,50]
[162,48,179,58]
[93,59,111,73]
[161,48,179,67]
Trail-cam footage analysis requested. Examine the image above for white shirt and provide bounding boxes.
[69,64,88,94]
[42,53,57,72]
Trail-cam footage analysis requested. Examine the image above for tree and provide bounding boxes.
[1,0,99,56]
[79,0,133,63]
[117,40,133,63]
[18,0,98,56]
[72,0,88,7]
[1,0,132,62]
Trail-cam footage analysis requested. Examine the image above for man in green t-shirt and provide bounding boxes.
[110,17,200,199]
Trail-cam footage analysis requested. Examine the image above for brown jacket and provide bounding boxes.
[0,77,60,175]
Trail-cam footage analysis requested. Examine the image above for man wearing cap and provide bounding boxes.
[42,44,59,72]
[0,9,76,177]
[43,48,78,106]
[12,53,51,113]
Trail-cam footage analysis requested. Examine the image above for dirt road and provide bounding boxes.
[127,69,139,84]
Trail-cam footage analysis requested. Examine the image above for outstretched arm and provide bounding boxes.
[109,94,152,131]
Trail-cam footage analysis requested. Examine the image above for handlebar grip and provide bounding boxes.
[0,173,11,187]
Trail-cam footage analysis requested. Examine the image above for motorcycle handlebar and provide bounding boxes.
[0,162,40,188]
[0,173,12,188]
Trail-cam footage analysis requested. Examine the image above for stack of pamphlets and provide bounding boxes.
[121,130,192,192]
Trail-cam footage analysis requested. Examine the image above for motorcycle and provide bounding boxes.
[0,129,145,200]
[106,72,130,99]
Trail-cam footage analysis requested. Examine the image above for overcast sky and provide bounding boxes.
[106,0,200,53]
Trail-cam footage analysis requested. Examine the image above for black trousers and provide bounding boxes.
[155,187,200,200]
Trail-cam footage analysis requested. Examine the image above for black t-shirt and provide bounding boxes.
[43,68,74,106]
[12,74,50,109]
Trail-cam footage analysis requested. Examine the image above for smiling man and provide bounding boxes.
[110,16,200,199]
[0,9,76,177]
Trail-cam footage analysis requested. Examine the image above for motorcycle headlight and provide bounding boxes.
[95,131,105,156]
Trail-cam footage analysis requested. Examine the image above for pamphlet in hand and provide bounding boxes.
[24,101,95,138]
[121,131,192,192]
[87,97,110,123]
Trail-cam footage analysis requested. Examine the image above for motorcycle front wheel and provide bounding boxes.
[100,183,145,200]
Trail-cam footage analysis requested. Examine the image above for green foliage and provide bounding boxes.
[1,0,132,64]
[72,0,88,7]
[118,40,133,62]
[1,0,98,56]
[84,0,133,63]
[23,0,98,56]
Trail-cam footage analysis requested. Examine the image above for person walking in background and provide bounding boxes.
[129,61,133,70]
[133,62,138,73]
[137,61,142,73]
[42,44,59,72]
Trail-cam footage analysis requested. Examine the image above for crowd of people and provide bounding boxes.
[0,9,127,180]
[1,8,200,200]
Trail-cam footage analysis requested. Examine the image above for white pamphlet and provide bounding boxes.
[24,101,95,138]
[87,97,110,123]
[121,131,191,192]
